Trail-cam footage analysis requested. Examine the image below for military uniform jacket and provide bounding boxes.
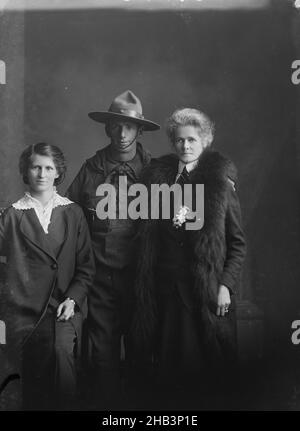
[66,142,151,269]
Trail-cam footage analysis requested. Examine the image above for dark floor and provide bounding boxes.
[2,356,300,411]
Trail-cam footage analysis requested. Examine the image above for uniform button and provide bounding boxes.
[51,263,58,270]
[180,242,184,247]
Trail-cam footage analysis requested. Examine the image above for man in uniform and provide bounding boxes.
[66,90,160,408]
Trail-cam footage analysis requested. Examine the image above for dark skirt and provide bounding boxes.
[152,271,238,409]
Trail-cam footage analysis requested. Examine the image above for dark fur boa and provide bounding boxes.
[133,148,237,361]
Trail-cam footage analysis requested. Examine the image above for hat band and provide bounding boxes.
[110,108,144,120]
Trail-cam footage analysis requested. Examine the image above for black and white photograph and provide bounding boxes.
[0,0,300,415]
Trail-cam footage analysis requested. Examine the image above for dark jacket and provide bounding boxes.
[66,142,151,269]
[134,149,246,361]
[0,203,95,347]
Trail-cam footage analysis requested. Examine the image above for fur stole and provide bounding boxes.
[133,148,237,360]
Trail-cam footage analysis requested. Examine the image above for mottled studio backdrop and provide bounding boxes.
[1,0,300,409]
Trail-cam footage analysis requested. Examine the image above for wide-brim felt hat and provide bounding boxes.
[88,90,160,131]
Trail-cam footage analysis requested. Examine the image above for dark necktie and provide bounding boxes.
[170,167,189,220]
[176,166,189,186]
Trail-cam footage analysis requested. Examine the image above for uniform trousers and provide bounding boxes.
[87,263,135,409]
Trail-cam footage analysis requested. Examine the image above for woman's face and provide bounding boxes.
[173,125,208,164]
[27,154,59,194]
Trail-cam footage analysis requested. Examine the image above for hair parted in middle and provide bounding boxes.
[165,108,215,146]
[19,142,67,186]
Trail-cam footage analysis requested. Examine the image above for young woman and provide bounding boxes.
[134,108,246,408]
[0,143,94,410]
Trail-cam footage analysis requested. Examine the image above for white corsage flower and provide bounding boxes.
[173,205,191,229]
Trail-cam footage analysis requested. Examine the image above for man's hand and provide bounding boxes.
[57,298,75,321]
[216,285,231,317]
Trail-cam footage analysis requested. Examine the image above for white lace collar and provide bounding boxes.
[12,191,73,234]
[12,191,72,211]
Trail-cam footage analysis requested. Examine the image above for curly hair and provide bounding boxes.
[19,143,66,185]
[165,108,215,145]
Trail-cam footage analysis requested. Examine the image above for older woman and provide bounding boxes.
[134,108,246,408]
[0,143,94,410]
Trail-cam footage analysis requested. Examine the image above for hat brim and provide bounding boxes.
[88,111,160,131]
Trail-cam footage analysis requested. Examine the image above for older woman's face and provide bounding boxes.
[173,125,208,164]
[27,154,59,194]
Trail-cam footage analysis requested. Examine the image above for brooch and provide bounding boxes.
[173,205,192,228]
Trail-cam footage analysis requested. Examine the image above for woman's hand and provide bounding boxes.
[216,285,231,317]
[57,298,75,321]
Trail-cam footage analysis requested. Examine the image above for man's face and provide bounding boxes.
[109,120,140,153]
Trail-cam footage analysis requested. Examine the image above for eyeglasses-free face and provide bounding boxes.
[109,120,140,153]
[173,125,208,164]
[27,154,59,194]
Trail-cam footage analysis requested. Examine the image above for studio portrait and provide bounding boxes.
[0,0,300,413]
